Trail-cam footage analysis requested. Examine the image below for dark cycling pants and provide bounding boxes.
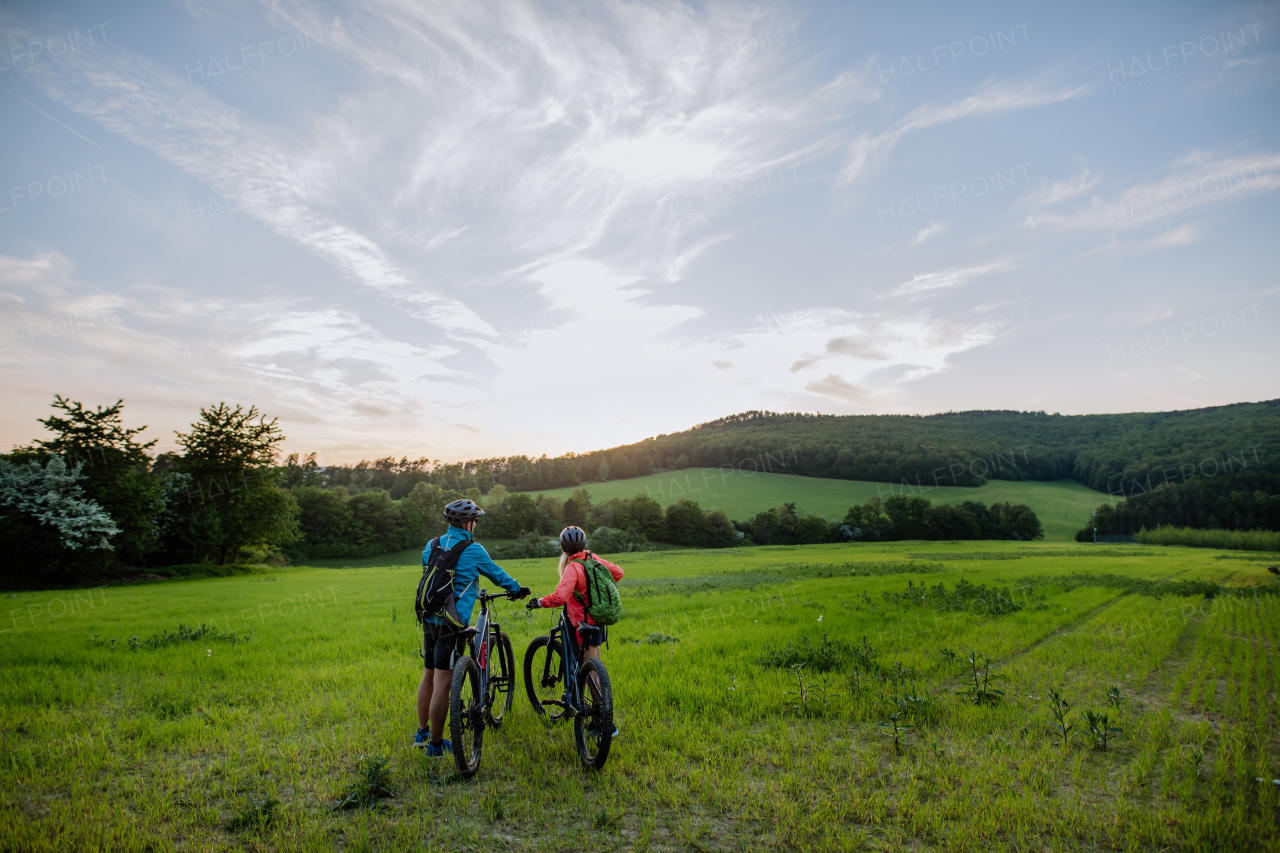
[422,621,463,671]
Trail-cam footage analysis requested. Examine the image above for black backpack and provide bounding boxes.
[415,536,473,629]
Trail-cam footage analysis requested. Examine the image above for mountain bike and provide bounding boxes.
[522,608,614,770]
[447,589,518,778]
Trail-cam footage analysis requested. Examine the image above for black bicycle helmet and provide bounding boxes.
[443,498,485,524]
[559,526,587,553]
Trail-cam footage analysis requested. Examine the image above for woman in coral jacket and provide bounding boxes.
[525,526,624,666]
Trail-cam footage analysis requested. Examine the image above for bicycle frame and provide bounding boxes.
[542,607,584,716]
[467,590,505,710]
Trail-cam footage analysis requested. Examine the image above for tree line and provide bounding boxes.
[308,400,1279,499]
[1,396,1045,588]
[1077,471,1280,541]
[1,398,302,587]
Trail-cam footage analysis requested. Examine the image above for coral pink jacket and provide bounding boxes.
[539,551,624,627]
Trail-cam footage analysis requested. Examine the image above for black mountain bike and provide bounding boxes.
[523,607,614,770]
[448,589,518,778]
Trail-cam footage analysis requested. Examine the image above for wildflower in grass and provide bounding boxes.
[817,615,823,622]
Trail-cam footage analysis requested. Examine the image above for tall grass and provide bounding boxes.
[1136,526,1280,551]
[2,541,1277,851]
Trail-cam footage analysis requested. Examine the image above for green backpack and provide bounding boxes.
[572,553,622,626]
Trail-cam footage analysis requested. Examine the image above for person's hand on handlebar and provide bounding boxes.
[525,596,542,610]
[514,586,531,599]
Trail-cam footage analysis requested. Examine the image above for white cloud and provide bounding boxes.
[11,32,497,344]
[1022,152,1280,233]
[666,232,733,281]
[1032,158,1099,204]
[4,1,872,453]
[909,220,950,246]
[882,259,1018,298]
[1143,225,1200,249]
[0,251,479,455]
[587,136,726,184]
[805,373,871,405]
[13,3,1251,456]
[838,80,1091,186]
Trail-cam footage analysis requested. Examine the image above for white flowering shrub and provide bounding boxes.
[0,456,119,550]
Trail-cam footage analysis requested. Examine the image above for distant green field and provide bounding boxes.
[529,469,1109,541]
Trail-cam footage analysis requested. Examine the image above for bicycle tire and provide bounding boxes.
[522,635,566,721]
[449,655,484,778]
[486,633,515,729]
[574,657,613,770]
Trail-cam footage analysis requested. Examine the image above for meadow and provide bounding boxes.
[2,541,1278,851]
[529,469,1107,541]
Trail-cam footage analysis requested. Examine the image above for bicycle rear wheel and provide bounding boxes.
[486,633,515,729]
[523,635,566,721]
[449,655,484,778]
[574,658,613,770]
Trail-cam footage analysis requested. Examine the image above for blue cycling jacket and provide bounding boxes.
[421,525,521,627]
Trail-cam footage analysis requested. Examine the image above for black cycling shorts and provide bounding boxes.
[576,624,604,651]
[422,621,461,671]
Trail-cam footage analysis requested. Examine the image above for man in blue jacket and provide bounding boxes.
[415,498,529,756]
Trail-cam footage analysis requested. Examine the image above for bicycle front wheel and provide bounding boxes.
[574,658,613,770]
[486,633,515,729]
[449,655,484,778]
[523,635,566,721]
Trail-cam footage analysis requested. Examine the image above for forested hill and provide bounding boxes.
[624,401,1280,494]
[321,399,1279,499]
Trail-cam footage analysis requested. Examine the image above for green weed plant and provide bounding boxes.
[958,651,1006,705]
[758,633,850,672]
[1047,689,1076,750]
[1083,709,1122,751]
[226,793,279,832]
[333,755,395,810]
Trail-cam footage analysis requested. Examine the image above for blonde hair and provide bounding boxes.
[557,551,570,578]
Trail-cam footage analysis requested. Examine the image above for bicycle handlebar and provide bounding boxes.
[478,590,521,603]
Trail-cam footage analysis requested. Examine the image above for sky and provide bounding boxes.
[0,0,1277,465]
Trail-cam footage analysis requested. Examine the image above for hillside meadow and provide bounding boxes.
[530,469,1107,541]
[2,540,1277,851]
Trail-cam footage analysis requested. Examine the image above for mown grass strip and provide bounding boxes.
[915,549,1156,560]
[1013,573,1280,599]
[625,561,945,597]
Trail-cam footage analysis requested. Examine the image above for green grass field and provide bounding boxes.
[530,469,1108,541]
[2,541,1277,851]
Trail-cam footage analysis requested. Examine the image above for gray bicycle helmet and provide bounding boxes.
[559,526,587,553]
[443,498,485,524]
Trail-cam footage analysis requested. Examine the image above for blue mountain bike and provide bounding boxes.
[523,608,614,770]
[447,589,518,778]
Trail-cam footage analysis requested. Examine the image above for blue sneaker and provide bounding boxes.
[611,726,620,739]
[423,739,453,757]
[413,728,431,748]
